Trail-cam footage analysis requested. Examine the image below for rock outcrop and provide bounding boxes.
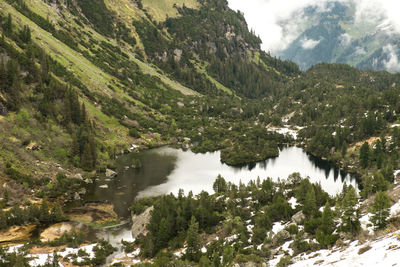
[132,206,154,239]
[106,169,117,178]
[291,210,305,224]
[40,222,84,242]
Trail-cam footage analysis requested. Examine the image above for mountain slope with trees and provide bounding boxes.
[276,1,400,72]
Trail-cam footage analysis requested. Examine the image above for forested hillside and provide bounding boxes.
[0,0,301,190]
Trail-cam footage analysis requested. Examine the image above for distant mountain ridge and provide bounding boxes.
[276,1,400,72]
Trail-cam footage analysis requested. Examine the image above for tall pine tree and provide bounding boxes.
[316,202,338,247]
[340,185,360,234]
[360,142,370,169]
[303,187,317,218]
[186,216,201,262]
[370,191,391,230]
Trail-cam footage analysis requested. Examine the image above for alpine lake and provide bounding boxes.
[83,145,359,262]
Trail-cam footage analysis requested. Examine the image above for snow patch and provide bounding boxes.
[28,254,53,267]
[360,213,374,234]
[288,197,298,209]
[225,234,238,242]
[247,224,254,233]
[126,248,141,258]
[27,243,97,266]
[390,200,400,218]
[292,230,400,266]
[272,222,286,235]
[174,247,187,258]
[268,126,299,140]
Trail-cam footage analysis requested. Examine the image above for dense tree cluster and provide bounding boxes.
[137,190,222,257]
[130,174,386,264]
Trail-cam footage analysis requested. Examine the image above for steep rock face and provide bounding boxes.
[131,206,154,239]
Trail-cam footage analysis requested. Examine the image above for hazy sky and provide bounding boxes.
[227,0,400,53]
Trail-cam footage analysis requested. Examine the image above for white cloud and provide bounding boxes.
[339,33,351,46]
[227,0,335,52]
[353,0,400,33]
[227,0,400,53]
[354,46,366,56]
[382,45,400,73]
[301,38,321,49]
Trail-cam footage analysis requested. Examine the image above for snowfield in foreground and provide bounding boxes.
[291,230,400,267]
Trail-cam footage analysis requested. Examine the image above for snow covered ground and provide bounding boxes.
[267,126,300,140]
[7,243,98,267]
[291,230,400,267]
[288,192,400,266]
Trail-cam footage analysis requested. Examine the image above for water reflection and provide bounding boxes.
[87,146,358,218]
[136,146,358,199]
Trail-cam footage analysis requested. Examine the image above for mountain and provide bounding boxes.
[276,1,400,72]
[0,0,299,177]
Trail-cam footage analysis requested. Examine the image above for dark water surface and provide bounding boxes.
[87,146,358,218]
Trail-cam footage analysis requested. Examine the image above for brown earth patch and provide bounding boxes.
[29,245,67,254]
[349,137,381,151]
[68,202,118,225]
[0,225,36,244]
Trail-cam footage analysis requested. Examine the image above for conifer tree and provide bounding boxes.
[199,256,211,267]
[40,50,49,83]
[303,187,317,218]
[19,25,31,43]
[81,143,94,171]
[70,92,81,124]
[361,175,374,199]
[50,205,64,223]
[39,199,51,223]
[370,191,391,230]
[340,186,360,234]
[80,103,86,124]
[341,141,347,157]
[157,218,169,251]
[373,172,389,192]
[70,133,80,158]
[316,202,337,247]
[0,59,6,90]
[88,134,97,169]
[4,14,13,36]
[213,175,227,194]
[360,142,370,168]
[52,250,59,267]
[13,254,26,267]
[186,216,201,262]
[0,211,7,230]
